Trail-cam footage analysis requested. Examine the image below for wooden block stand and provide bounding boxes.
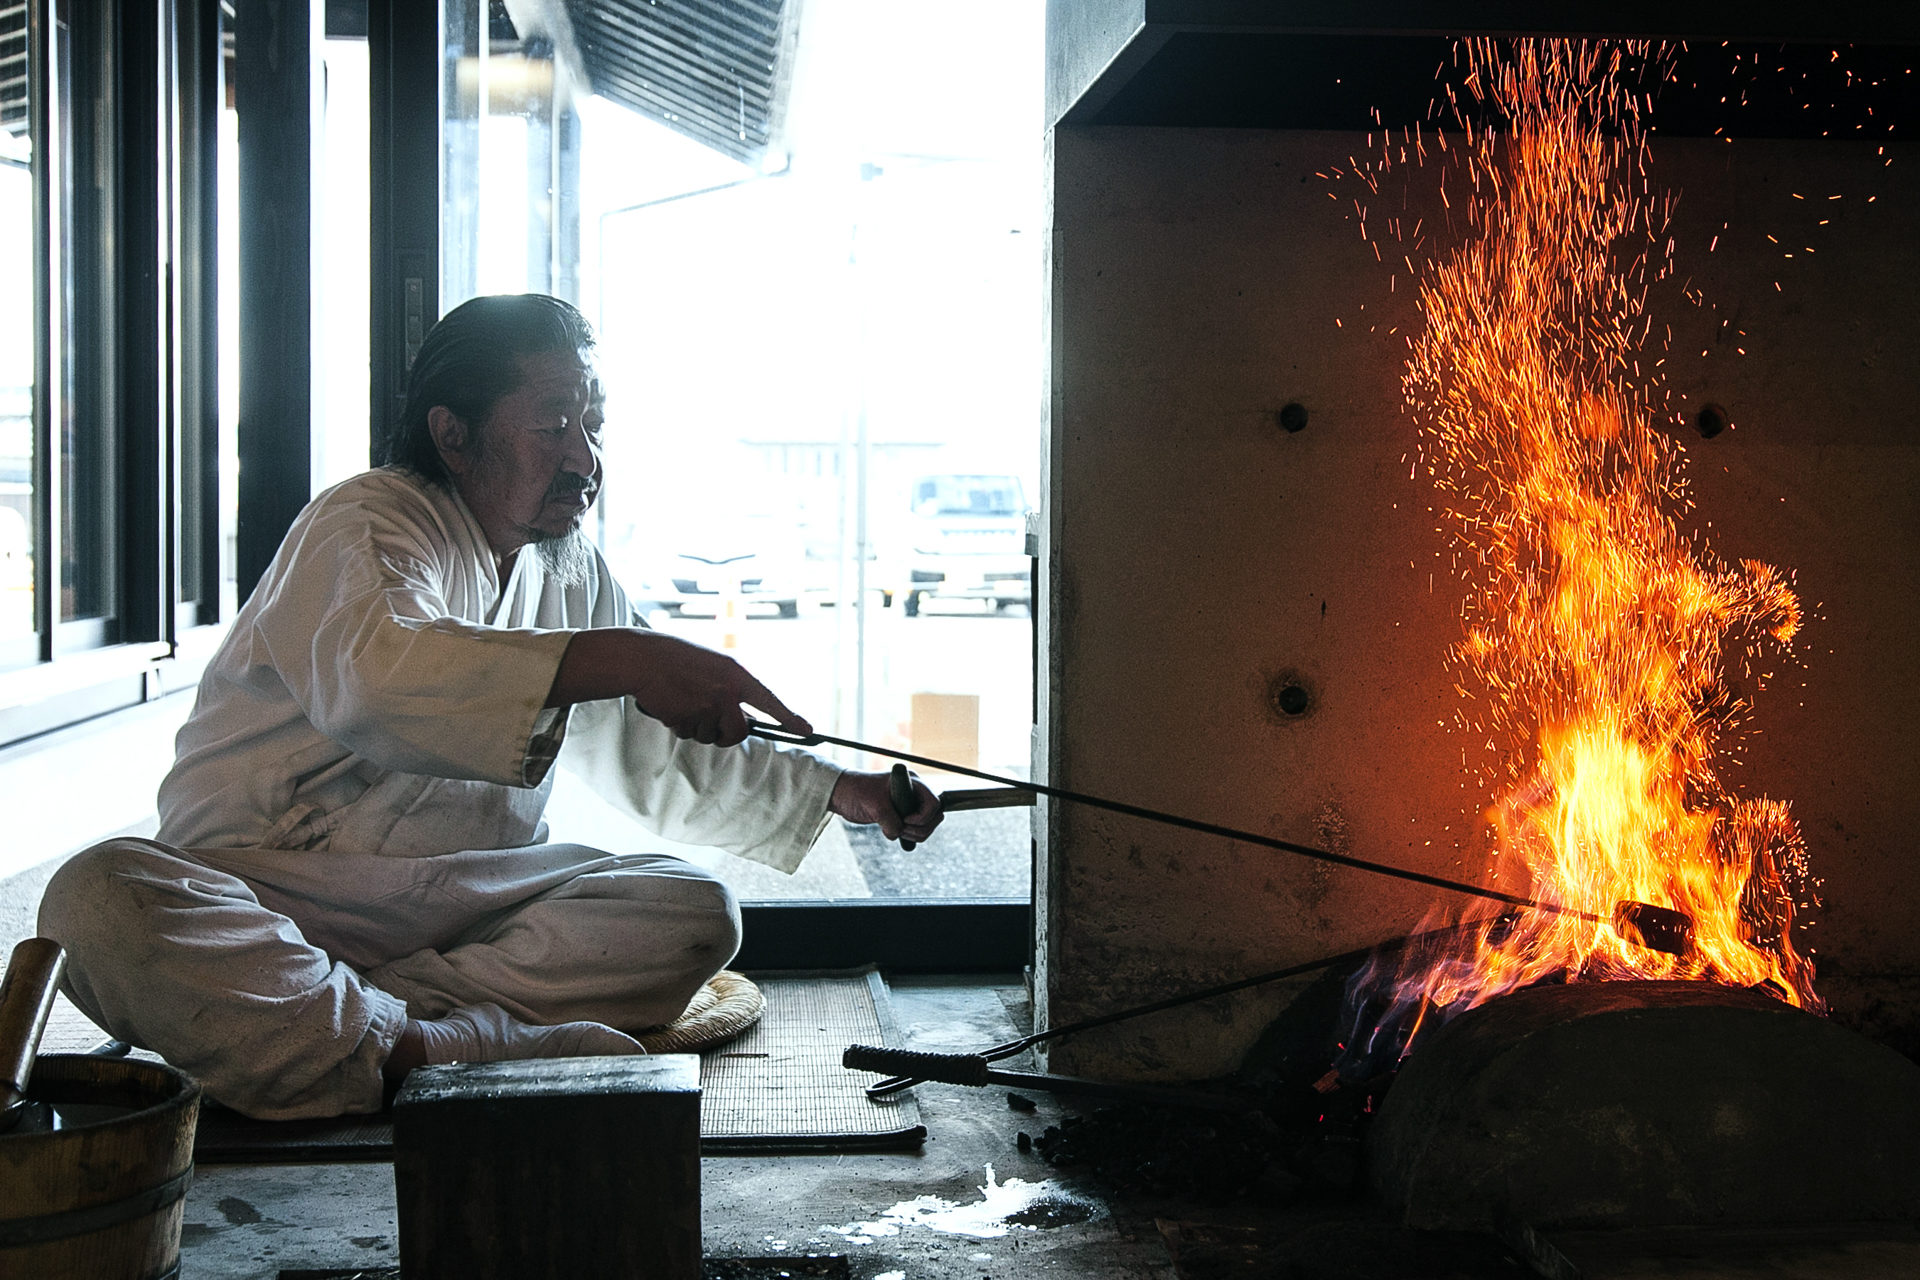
[394,1054,701,1279]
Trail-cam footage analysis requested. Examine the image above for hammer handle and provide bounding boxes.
[0,938,67,1108]
[939,787,1035,812]
[889,763,918,852]
[888,774,1032,846]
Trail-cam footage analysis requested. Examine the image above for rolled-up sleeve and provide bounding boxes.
[562,700,842,872]
[553,565,843,872]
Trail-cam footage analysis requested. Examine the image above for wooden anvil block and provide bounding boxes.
[393,1054,701,1279]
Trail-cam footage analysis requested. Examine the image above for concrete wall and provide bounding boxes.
[1037,124,1920,1079]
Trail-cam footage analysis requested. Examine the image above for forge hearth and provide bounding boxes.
[1038,0,1920,1094]
[1366,980,1920,1231]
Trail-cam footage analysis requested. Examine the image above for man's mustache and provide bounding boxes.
[547,474,598,501]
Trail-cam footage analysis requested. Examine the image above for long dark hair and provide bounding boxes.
[381,293,597,485]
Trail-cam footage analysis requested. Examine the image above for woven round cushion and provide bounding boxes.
[634,970,766,1054]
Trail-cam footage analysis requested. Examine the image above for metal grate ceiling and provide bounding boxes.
[562,0,794,166]
[1,0,27,140]
[0,0,800,157]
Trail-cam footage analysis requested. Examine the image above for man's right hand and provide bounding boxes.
[548,628,812,747]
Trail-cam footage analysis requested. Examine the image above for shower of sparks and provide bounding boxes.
[1341,39,1823,1064]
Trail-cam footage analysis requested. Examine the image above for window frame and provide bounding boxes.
[0,0,225,745]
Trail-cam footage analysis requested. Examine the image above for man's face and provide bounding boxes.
[447,349,606,558]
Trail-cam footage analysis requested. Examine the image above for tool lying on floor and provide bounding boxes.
[841,1041,1254,1111]
[750,723,1696,957]
[848,918,1506,1099]
[0,937,68,1132]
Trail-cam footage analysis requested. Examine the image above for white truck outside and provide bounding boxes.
[894,472,1031,616]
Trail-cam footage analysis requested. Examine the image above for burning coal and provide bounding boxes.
[1339,39,1822,1070]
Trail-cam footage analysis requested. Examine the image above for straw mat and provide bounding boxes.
[32,967,922,1160]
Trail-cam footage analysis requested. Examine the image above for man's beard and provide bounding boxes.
[525,470,598,587]
[530,527,594,587]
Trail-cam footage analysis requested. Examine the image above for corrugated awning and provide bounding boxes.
[1,0,28,141]
[563,0,794,167]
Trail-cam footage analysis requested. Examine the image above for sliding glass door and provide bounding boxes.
[418,1,1043,918]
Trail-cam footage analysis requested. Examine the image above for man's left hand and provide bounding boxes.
[829,770,943,845]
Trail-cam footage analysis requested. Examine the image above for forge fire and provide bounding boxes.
[1340,39,1824,1063]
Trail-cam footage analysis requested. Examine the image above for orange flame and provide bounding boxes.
[1348,39,1821,1060]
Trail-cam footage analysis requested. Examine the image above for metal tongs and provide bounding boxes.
[747,721,1696,958]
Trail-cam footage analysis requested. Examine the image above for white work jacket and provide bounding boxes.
[157,468,839,872]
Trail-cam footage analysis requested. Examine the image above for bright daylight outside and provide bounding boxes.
[438,0,1044,902]
[0,89,30,644]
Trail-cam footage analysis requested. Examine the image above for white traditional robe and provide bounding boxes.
[159,467,836,870]
[40,468,841,1118]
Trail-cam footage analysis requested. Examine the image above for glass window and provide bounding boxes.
[0,0,228,746]
[173,0,226,629]
[317,33,370,490]
[441,0,563,303]
[0,1,34,656]
[0,0,129,660]
[216,0,239,619]
[443,0,1042,903]
[56,0,115,637]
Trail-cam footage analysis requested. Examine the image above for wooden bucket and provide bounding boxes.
[0,1054,202,1280]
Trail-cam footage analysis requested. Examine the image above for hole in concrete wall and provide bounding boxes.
[1695,402,1729,438]
[1268,673,1314,718]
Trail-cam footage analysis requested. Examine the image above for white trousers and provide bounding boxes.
[37,838,742,1119]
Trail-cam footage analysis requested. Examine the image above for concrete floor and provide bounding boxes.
[44,974,1920,1280]
[164,976,1175,1279]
